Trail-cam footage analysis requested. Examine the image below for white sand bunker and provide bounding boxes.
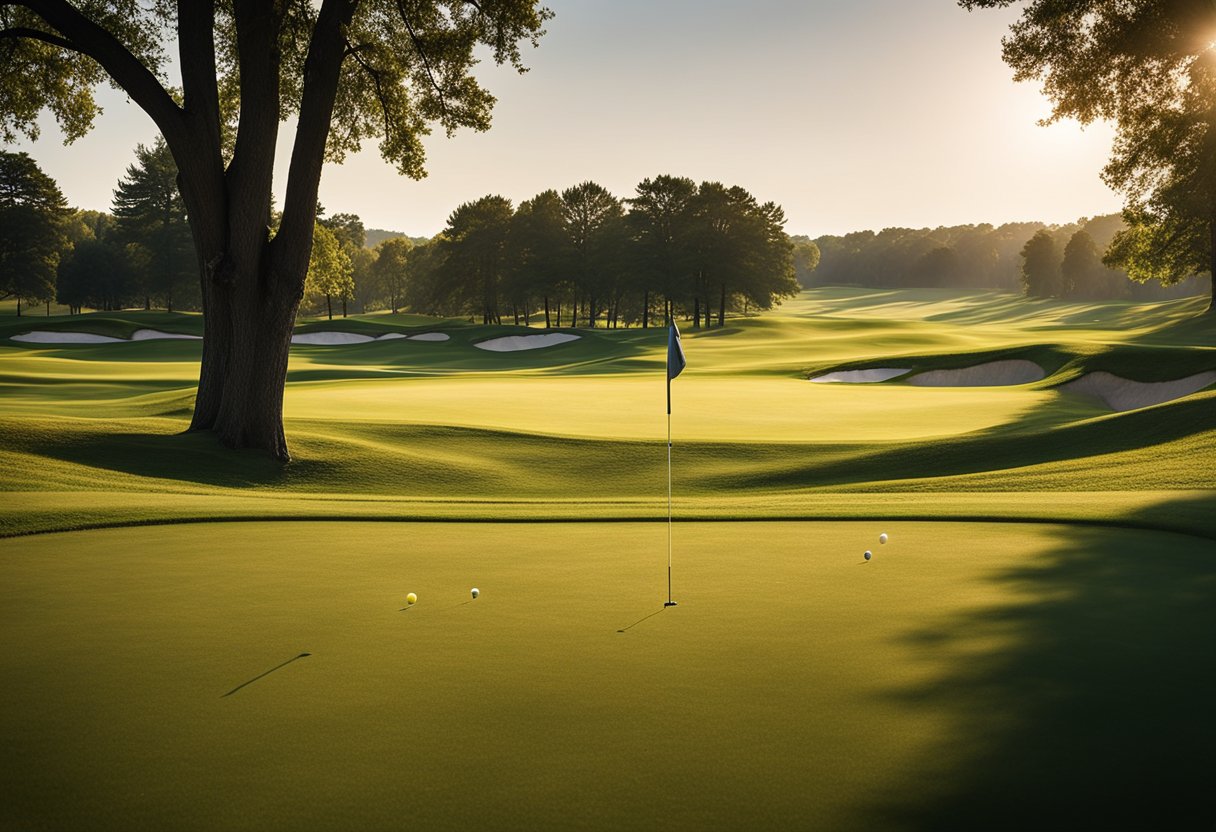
[11,331,125,343]
[809,368,910,383]
[1061,370,1216,412]
[10,329,200,344]
[130,329,202,341]
[474,333,580,352]
[908,360,1045,387]
[291,331,448,345]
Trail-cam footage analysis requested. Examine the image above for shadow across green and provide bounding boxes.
[869,496,1216,829]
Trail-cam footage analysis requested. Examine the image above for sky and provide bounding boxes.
[12,0,1122,239]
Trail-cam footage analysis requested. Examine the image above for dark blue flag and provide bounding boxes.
[667,323,685,414]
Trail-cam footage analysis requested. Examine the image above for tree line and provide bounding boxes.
[810,216,1211,302]
[389,177,800,329]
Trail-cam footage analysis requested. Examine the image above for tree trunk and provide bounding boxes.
[718,283,726,327]
[1209,214,1215,314]
[544,295,551,328]
[692,295,699,328]
[642,290,649,329]
[555,301,561,327]
[146,295,151,311]
[342,297,347,317]
[16,297,20,316]
[46,300,50,316]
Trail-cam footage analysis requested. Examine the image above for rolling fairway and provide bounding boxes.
[2,521,1212,830]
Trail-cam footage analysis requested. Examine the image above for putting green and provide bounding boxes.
[2,521,1211,829]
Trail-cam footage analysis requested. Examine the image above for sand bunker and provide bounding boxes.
[130,329,202,341]
[809,368,910,383]
[474,333,580,352]
[290,331,444,345]
[1061,370,1216,412]
[907,360,1045,387]
[12,329,201,344]
[11,331,125,344]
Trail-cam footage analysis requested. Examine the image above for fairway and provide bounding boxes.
[2,521,1212,830]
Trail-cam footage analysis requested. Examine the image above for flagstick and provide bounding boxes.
[666,379,677,607]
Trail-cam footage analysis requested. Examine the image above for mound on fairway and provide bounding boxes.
[1062,370,1216,412]
[474,332,580,351]
[907,359,1045,387]
[809,368,910,383]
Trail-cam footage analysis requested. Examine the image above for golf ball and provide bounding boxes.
[879,533,888,544]
[864,550,872,561]
[406,592,418,605]
[471,587,480,599]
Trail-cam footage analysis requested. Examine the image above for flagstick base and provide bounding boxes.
[664,601,678,607]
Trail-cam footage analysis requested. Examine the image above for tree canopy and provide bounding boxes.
[0,150,68,314]
[962,0,1216,311]
[0,0,552,458]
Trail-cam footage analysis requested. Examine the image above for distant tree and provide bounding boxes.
[511,189,568,327]
[440,196,514,324]
[791,239,820,287]
[1020,229,1062,298]
[910,246,961,288]
[318,211,367,316]
[627,175,697,326]
[111,138,194,312]
[371,237,413,314]
[0,151,68,315]
[964,0,1216,312]
[56,236,133,313]
[402,238,450,315]
[305,223,353,321]
[1061,230,1119,300]
[561,182,625,328]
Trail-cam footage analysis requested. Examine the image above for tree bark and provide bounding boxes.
[692,295,699,328]
[1209,213,1215,314]
[544,295,551,328]
[642,290,649,328]
[718,282,726,327]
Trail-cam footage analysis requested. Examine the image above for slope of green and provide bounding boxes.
[1,288,1214,537]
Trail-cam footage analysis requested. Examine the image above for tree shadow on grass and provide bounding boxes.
[868,494,1216,829]
[31,428,313,488]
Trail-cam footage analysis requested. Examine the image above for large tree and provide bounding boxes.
[0,150,67,314]
[962,0,1216,312]
[1,1,550,458]
[111,137,194,311]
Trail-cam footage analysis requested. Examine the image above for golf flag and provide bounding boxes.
[666,323,686,414]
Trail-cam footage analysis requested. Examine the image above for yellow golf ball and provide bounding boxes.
[406,592,418,605]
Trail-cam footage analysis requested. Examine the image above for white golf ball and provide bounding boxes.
[471,587,480,599]
[864,550,872,561]
[879,533,888,545]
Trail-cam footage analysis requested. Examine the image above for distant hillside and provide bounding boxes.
[365,228,433,249]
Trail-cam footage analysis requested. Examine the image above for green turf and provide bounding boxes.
[2,289,1215,538]
[1,521,1210,830]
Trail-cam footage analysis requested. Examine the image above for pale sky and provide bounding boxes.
[12,0,1121,239]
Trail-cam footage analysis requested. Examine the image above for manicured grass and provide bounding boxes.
[1,521,1211,831]
[1,289,1214,538]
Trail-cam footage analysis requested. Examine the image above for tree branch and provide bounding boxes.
[275,0,358,281]
[15,0,186,145]
[0,25,79,53]
[177,0,222,152]
[345,39,394,143]
[394,0,451,123]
